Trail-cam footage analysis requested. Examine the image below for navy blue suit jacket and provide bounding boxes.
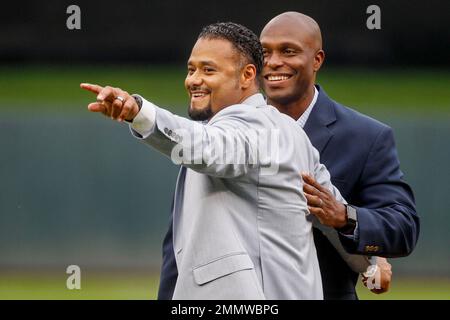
[157,85,420,300]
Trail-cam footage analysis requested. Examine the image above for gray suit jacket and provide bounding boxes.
[131,93,344,299]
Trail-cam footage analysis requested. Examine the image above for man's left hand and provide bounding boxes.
[362,257,392,294]
[302,172,347,229]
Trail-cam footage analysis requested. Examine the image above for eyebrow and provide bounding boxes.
[262,41,304,50]
[187,60,219,67]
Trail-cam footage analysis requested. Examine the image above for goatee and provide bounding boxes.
[188,105,213,121]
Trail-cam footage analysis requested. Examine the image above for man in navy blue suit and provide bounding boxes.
[258,12,419,299]
[158,12,419,300]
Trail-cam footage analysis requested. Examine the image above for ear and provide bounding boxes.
[240,64,257,89]
[313,50,325,72]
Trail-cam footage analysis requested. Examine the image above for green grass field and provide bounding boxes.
[0,272,449,300]
[1,66,449,116]
[0,271,159,300]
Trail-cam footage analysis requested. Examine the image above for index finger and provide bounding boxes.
[80,83,103,95]
[301,172,326,193]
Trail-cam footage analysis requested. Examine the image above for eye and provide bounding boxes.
[284,48,296,55]
[204,67,216,73]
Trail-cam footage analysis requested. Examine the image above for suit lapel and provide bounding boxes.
[303,85,337,154]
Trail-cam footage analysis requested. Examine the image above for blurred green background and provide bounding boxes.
[1,65,449,114]
[0,66,449,299]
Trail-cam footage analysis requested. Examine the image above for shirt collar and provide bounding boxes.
[297,86,319,128]
[206,93,266,124]
[241,93,267,108]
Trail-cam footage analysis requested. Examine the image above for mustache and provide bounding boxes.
[188,86,211,93]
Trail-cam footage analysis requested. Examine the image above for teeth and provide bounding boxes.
[192,92,207,97]
[268,75,290,81]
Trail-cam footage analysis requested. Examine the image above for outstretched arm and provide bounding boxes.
[81,83,273,178]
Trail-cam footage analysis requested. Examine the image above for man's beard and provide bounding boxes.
[188,104,213,121]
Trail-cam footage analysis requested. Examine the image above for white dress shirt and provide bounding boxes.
[297,86,319,128]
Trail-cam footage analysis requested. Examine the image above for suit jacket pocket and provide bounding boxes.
[193,252,254,286]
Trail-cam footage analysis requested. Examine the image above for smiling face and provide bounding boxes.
[185,38,246,121]
[260,13,324,109]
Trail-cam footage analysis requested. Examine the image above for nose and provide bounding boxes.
[265,52,283,69]
[185,70,203,89]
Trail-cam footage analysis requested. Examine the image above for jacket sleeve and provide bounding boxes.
[133,99,272,178]
[338,126,420,257]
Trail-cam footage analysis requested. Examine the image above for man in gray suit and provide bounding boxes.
[81,22,346,299]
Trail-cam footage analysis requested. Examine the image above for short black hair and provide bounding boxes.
[198,22,263,76]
